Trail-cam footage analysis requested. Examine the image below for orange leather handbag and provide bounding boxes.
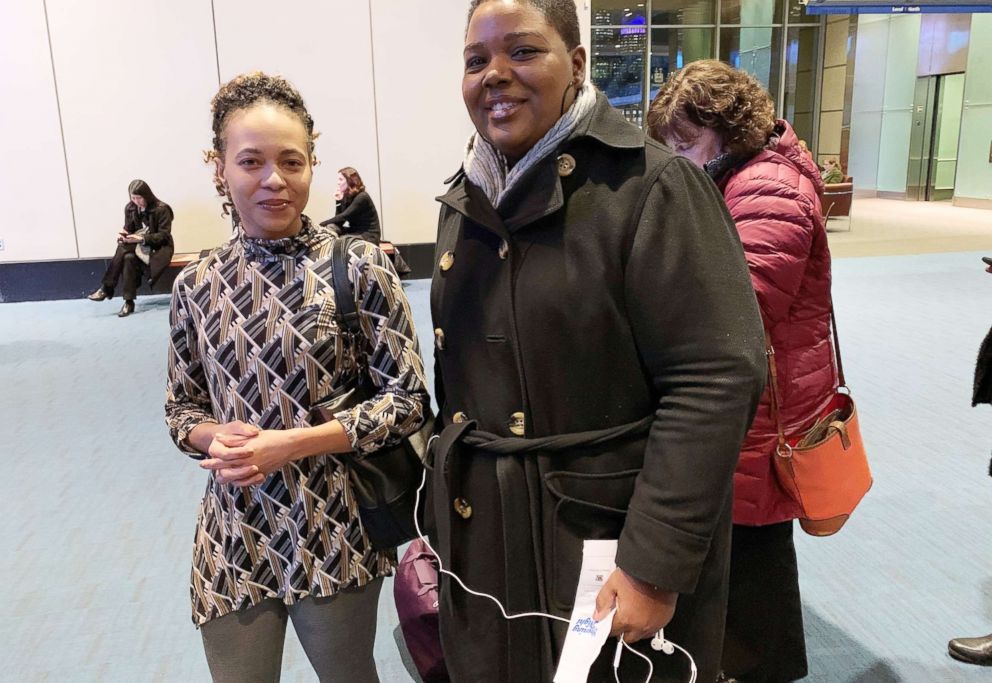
[767,311,872,536]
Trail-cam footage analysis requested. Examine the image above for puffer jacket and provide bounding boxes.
[719,120,838,526]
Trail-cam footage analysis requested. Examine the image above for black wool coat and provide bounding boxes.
[125,201,175,283]
[973,325,992,407]
[973,325,992,477]
[429,95,766,683]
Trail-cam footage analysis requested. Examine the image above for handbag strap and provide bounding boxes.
[766,305,846,453]
[330,236,361,335]
[830,308,846,388]
[766,333,788,454]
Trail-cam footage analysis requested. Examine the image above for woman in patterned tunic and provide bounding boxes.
[164,72,429,682]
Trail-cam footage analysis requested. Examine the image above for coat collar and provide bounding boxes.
[574,90,645,150]
[436,179,509,237]
[437,92,645,234]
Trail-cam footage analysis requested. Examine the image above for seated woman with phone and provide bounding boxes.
[87,179,174,317]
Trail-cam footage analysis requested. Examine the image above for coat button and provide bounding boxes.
[498,240,509,260]
[508,411,526,436]
[453,497,473,519]
[434,328,445,351]
[439,251,455,272]
[453,411,468,424]
[557,153,576,177]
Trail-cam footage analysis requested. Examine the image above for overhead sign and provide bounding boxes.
[804,0,992,13]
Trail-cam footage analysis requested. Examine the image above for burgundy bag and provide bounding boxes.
[394,540,448,682]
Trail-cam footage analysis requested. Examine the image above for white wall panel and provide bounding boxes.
[849,17,890,190]
[370,0,477,244]
[0,2,76,262]
[956,14,992,202]
[6,0,602,265]
[577,0,592,80]
[877,15,920,194]
[47,0,227,258]
[214,0,381,231]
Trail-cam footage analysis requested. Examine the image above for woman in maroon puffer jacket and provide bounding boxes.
[649,60,837,683]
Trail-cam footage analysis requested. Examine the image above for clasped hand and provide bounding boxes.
[199,421,297,487]
[593,568,678,643]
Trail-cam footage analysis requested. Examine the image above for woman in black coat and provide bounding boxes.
[320,166,381,244]
[428,1,766,681]
[87,179,175,317]
[973,259,992,409]
[947,259,992,666]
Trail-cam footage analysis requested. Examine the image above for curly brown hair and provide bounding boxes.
[204,72,317,217]
[647,60,776,158]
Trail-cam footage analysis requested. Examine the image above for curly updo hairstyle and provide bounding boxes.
[466,0,581,50]
[647,60,776,159]
[205,72,316,217]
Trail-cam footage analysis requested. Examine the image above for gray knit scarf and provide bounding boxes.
[464,84,597,210]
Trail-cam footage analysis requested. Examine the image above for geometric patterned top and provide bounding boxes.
[164,217,429,626]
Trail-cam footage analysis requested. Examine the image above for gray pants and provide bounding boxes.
[200,579,383,683]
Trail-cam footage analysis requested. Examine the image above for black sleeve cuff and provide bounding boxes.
[616,506,712,595]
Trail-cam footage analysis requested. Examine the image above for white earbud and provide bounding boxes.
[651,629,675,655]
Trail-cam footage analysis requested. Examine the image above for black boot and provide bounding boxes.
[948,633,992,666]
[87,287,112,301]
[118,300,135,317]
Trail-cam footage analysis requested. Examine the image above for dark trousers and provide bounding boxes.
[722,521,808,683]
[101,243,146,301]
[200,579,383,683]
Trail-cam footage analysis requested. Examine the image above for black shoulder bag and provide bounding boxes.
[313,236,432,550]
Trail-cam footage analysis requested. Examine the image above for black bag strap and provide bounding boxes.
[831,307,846,388]
[331,236,361,335]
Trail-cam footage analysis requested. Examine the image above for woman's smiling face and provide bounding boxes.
[462,0,585,164]
[216,102,312,239]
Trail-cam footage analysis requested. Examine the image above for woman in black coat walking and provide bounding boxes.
[87,179,174,317]
[320,166,381,244]
[946,258,992,666]
[427,1,766,681]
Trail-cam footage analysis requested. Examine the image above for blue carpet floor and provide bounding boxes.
[0,252,989,682]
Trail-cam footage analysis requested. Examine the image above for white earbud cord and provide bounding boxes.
[413,440,696,683]
[614,636,654,683]
[412,458,570,626]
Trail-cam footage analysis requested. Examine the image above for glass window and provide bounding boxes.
[787,0,821,24]
[592,1,647,26]
[591,27,646,126]
[720,0,781,26]
[592,1,819,134]
[650,0,714,26]
[719,27,783,100]
[783,27,819,145]
[649,28,715,101]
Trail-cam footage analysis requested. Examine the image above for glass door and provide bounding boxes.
[906,76,937,202]
[906,73,965,202]
[929,73,964,201]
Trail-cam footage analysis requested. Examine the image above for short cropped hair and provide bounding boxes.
[467,0,581,50]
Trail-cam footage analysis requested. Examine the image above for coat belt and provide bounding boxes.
[429,414,653,568]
